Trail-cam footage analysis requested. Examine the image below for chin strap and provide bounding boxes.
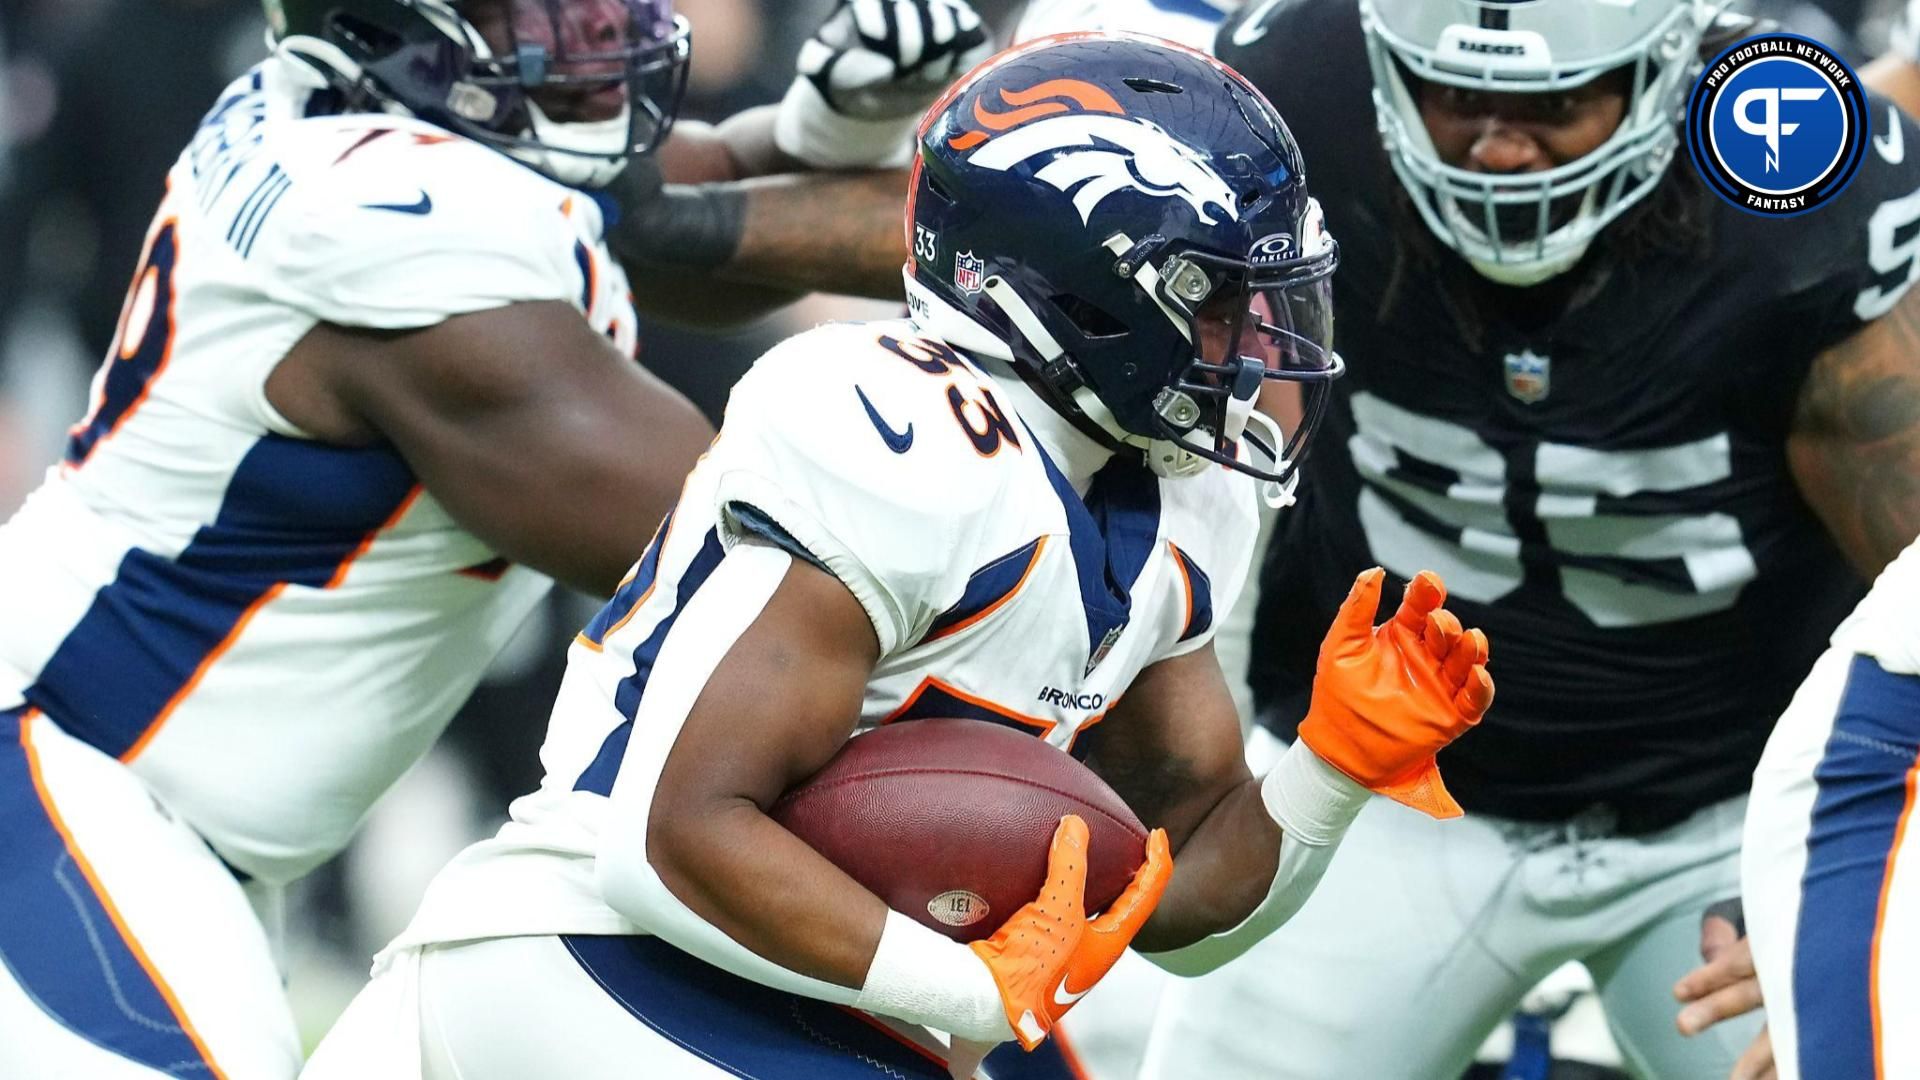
[980,272,1203,477]
[933,261,1267,483]
[1243,410,1298,509]
[517,101,633,188]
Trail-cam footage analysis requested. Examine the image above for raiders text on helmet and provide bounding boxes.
[1362,0,1715,284]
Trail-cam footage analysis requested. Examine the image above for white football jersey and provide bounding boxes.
[386,318,1259,947]
[0,54,638,884]
[1015,0,1233,51]
[1832,536,1920,676]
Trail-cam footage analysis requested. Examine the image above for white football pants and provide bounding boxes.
[304,932,996,1080]
[1745,648,1920,1080]
[0,707,301,1080]
[1068,725,1760,1080]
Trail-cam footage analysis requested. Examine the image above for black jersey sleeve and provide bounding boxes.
[1766,93,1920,357]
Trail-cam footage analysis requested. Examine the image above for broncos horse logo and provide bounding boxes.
[953,78,1239,227]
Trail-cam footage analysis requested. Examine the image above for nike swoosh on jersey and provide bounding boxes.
[1232,0,1286,45]
[362,192,435,216]
[856,385,914,453]
[1052,975,1090,1007]
[1876,106,1904,165]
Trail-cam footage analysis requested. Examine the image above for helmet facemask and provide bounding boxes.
[296,0,690,188]
[1095,226,1342,502]
[454,0,687,185]
[1361,0,1712,285]
[974,216,1341,504]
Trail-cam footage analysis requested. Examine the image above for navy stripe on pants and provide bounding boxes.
[0,707,217,1075]
[1792,655,1920,1080]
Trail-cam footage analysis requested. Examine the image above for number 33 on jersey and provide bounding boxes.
[571,318,1261,772]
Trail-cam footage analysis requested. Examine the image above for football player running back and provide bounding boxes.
[1129,1,1920,1078]
[302,34,1493,1080]
[0,2,990,1078]
[995,12,1245,1080]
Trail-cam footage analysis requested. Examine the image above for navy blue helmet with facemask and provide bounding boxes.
[902,32,1342,498]
[263,0,689,188]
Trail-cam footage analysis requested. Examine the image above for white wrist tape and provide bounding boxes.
[853,910,1013,1044]
[1141,741,1369,976]
[774,77,919,169]
[1260,737,1370,846]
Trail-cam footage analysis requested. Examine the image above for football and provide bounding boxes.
[771,717,1149,943]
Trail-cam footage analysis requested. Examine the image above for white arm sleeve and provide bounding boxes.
[594,542,867,1004]
[1139,740,1370,976]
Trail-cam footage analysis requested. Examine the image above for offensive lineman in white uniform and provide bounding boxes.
[0,1,993,1076]
[305,33,1496,1080]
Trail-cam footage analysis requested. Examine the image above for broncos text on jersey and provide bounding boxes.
[0,55,638,884]
[379,318,1259,949]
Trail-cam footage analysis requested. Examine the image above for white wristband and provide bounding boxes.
[853,910,1013,1044]
[1138,741,1369,977]
[1261,738,1370,847]
[774,76,920,170]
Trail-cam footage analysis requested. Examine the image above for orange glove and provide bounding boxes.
[1296,568,1493,819]
[968,815,1173,1050]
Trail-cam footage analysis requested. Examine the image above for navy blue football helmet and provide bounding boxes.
[265,0,689,187]
[904,32,1341,494]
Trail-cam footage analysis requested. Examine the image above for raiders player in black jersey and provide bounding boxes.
[1120,2,1920,1078]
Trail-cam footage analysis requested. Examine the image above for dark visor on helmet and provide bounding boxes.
[454,0,689,162]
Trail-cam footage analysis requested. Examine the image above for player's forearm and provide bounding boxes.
[1131,777,1280,952]
[626,794,1011,1041]
[642,796,887,989]
[610,169,908,307]
[720,170,911,300]
[654,108,808,184]
[1136,742,1370,975]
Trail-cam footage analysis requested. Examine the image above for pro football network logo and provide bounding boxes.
[1685,33,1868,216]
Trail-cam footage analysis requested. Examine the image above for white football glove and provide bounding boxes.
[775,0,993,169]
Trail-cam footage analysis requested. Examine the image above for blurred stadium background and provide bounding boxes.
[0,0,1901,1074]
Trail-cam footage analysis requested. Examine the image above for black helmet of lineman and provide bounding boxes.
[264,0,689,187]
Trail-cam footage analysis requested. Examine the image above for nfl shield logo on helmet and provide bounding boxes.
[954,251,984,295]
[1504,349,1550,404]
